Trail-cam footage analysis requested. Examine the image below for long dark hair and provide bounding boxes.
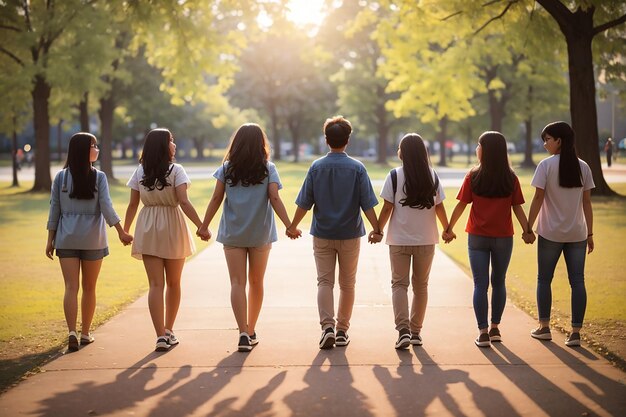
[140,128,173,191]
[223,123,270,186]
[399,133,437,209]
[541,121,582,188]
[471,131,515,198]
[64,132,97,199]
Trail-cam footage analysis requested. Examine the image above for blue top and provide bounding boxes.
[47,169,121,250]
[214,161,282,247]
[295,152,378,239]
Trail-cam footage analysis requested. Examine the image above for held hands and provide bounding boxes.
[118,230,134,246]
[196,226,212,241]
[286,225,302,240]
[368,230,383,244]
[442,229,456,244]
[522,230,536,244]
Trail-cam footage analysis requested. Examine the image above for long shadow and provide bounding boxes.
[489,342,625,416]
[284,348,375,417]
[146,352,249,417]
[0,347,62,392]
[373,348,519,417]
[35,352,192,417]
[207,371,287,417]
[538,342,626,414]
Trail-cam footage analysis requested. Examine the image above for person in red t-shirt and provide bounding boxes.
[444,131,534,347]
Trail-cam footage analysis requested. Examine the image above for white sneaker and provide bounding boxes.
[165,329,179,345]
[155,336,170,352]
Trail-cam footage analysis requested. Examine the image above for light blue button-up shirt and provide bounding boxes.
[47,169,121,250]
[296,152,378,240]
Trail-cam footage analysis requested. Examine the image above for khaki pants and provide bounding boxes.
[313,237,360,332]
[389,245,435,333]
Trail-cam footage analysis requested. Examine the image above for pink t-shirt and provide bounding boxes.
[457,172,525,237]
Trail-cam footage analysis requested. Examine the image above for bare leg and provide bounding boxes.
[247,244,271,335]
[79,259,103,335]
[142,255,166,337]
[59,258,81,332]
[164,258,185,331]
[224,246,249,333]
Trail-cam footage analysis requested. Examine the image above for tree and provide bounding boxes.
[535,0,626,195]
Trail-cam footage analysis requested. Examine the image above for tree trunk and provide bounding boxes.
[488,90,505,133]
[193,137,204,160]
[270,106,281,161]
[437,117,448,167]
[11,115,19,188]
[288,120,300,163]
[98,95,115,180]
[79,92,90,132]
[375,85,388,164]
[466,124,473,166]
[31,75,52,192]
[565,21,613,195]
[521,118,536,168]
[57,119,64,163]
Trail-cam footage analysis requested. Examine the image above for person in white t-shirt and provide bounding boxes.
[376,133,452,349]
[526,121,595,347]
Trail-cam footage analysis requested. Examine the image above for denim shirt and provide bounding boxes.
[47,169,121,250]
[296,152,378,240]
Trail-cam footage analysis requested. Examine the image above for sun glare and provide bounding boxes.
[287,0,326,28]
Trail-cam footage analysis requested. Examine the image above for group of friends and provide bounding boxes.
[46,116,594,353]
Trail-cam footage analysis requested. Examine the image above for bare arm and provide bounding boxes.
[377,200,394,233]
[46,230,56,259]
[527,187,545,233]
[268,183,291,228]
[199,180,225,232]
[582,190,594,254]
[435,202,450,231]
[123,189,141,233]
[513,204,535,244]
[175,184,203,229]
[288,206,308,231]
[446,201,468,233]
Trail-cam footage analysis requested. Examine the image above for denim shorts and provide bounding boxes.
[56,247,109,260]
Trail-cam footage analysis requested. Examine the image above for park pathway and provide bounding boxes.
[0,234,624,416]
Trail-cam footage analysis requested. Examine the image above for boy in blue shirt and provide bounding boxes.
[288,116,381,349]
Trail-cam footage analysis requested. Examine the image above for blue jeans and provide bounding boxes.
[468,234,513,330]
[537,236,587,327]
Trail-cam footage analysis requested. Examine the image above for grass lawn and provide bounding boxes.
[0,156,624,391]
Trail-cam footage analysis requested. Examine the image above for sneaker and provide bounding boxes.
[565,332,581,347]
[319,327,335,349]
[335,330,350,347]
[410,333,423,346]
[530,327,552,340]
[80,333,95,346]
[165,329,179,346]
[238,332,252,352]
[488,328,502,342]
[68,331,79,352]
[155,336,170,352]
[395,329,411,349]
[475,332,491,347]
[249,332,259,346]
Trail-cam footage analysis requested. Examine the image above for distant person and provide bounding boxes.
[376,133,451,349]
[196,123,296,352]
[16,148,24,169]
[445,132,532,348]
[288,116,381,349]
[604,138,614,167]
[123,128,203,352]
[46,132,133,352]
[527,121,594,347]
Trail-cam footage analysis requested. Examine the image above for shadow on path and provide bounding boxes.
[35,352,192,417]
[373,348,519,417]
[284,348,375,417]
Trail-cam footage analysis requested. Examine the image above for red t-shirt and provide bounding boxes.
[456,173,525,237]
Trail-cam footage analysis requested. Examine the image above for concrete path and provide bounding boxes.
[0,235,625,416]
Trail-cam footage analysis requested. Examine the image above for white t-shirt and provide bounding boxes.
[531,155,594,242]
[380,167,445,246]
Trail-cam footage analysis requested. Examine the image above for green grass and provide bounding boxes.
[0,156,624,389]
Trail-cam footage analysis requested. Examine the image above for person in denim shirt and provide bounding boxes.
[46,133,133,352]
[288,116,381,349]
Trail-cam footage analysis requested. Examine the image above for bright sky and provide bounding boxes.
[286,0,326,28]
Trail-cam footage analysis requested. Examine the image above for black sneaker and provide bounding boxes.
[530,327,552,340]
[335,330,350,346]
[565,332,581,347]
[488,328,502,342]
[68,331,79,352]
[238,332,252,352]
[249,332,259,346]
[475,332,491,347]
[395,328,411,349]
[410,333,423,346]
[155,336,170,352]
[319,327,335,349]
